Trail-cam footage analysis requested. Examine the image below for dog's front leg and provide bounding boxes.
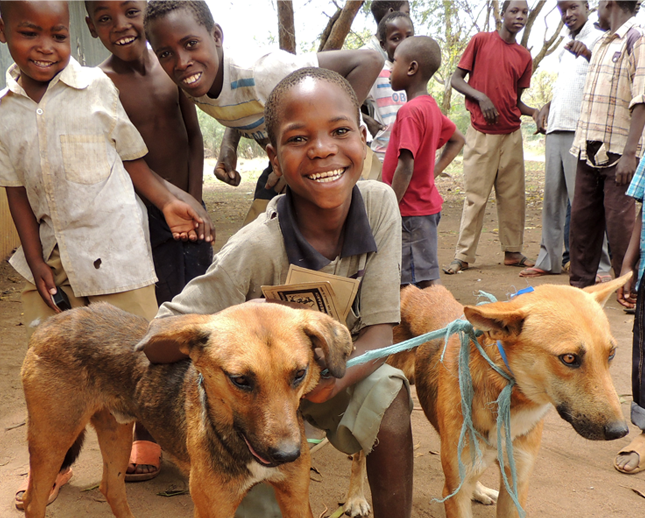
[271,452,314,518]
[343,451,371,517]
[440,442,484,518]
[189,465,243,518]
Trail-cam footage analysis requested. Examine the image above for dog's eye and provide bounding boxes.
[293,368,307,387]
[608,348,617,361]
[559,353,580,368]
[229,375,253,391]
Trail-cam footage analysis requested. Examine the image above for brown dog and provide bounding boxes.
[344,277,630,518]
[20,301,353,518]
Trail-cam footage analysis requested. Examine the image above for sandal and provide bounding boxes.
[614,433,645,474]
[519,267,548,278]
[443,259,468,275]
[595,273,612,284]
[504,255,535,268]
[126,440,162,482]
[15,467,73,510]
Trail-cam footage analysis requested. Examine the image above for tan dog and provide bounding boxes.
[20,301,353,518]
[344,277,630,518]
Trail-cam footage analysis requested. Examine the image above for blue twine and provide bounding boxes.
[334,287,533,518]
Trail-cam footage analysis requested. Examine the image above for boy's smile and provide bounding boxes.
[557,1,588,33]
[0,1,70,98]
[85,1,147,63]
[267,78,366,214]
[147,10,224,99]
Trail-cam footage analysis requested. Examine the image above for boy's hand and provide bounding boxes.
[31,261,62,313]
[615,154,637,185]
[363,113,384,138]
[535,104,550,134]
[162,200,203,241]
[478,94,499,125]
[214,159,241,186]
[303,376,337,403]
[265,171,287,194]
[173,192,215,243]
[565,40,591,61]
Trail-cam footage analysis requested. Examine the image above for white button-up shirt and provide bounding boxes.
[0,58,157,297]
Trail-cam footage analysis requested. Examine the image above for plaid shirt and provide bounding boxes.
[628,160,645,287]
[571,18,645,164]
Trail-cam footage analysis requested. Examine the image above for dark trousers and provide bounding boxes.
[632,277,645,430]
[569,158,635,288]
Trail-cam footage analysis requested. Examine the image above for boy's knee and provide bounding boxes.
[379,387,412,436]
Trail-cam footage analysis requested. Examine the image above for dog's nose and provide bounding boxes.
[269,443,301,464]
[604,421,629,440]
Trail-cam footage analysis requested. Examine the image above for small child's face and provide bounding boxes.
[381,17,414,63]
[266,79,366,213]
[85,1,147,63]
[0,1,70,88]
[389,45,411,92]
[147,10,223,98]
[501,1,529,34]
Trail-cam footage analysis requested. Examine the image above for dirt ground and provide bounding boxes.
[2,157,645,517]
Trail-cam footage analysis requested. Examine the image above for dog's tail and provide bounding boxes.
[60,429,86,471]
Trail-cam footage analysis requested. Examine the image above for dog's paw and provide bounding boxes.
[343,496,371,517]
[472,481,498,505]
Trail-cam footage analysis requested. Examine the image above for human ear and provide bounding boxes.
[212,23,224,46]
[408,60,419,76]
[0,17,5,44]
[85,16,98,38]
[266,143,283,178]
[360,124,367,146]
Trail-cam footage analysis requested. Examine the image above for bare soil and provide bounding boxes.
[1,158,645,517]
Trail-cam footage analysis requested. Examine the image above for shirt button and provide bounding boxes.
[36,108,43,115]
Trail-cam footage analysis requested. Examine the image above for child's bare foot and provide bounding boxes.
[504,252,534,267]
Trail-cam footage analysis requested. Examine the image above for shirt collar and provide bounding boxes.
[611,16,638,40]
[277,185,378,270]
[2,57,90,100]
[571,19,596,40]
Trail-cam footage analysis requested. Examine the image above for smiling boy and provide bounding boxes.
[145,68,413,518]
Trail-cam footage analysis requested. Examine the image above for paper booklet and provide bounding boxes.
[261,265,360,324]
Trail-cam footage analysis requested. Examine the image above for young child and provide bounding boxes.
[144,68,413,518]
[382,36,465,288]
[361,0,410,61]
[84,0,215,482]
[0,1,201,508]
[142,0,384,223]
[364,11,415,163]
[568,0,645,289]
[445,0,537,274]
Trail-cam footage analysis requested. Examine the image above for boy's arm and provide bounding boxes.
[616,103,645,185]
[123,158,202,240]
[317,49,384,104]
[214,127,242,186]
[304,322,394,403]
[178,91,205,203]
[390,149,415,204]
[451,67,499,125]
[535,101,551,134]
[517,87,538,122]
[6,187,60,312]
[617,206,642,308]
[435,129,465,178]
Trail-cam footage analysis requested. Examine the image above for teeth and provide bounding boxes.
[183,73,202,85]
[307,169,344,182]
[115,36,136,46]
[32,60,54,67]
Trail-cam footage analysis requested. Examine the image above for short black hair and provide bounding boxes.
[144,0,214,38]
[616,1,639,14]
[377,11,413,43]
[370,1,408,24]
[501,0,529,14]
[265,67,360,148]
[399,36,442,82]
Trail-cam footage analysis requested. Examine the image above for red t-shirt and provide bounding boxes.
[382,95,456,217]
[458,31,532,134]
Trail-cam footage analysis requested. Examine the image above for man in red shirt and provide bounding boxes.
[444,0,538,274]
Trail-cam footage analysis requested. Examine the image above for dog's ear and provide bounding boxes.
[135,314,213,361]
[463,303,526,340]
[583,272,632,307]
[302,313,353,378]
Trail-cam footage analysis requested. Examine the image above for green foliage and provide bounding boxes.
[523,69,556,109]
[343,28,373,50]
[197,110,265,159]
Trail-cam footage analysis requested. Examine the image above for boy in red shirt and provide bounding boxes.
[445,0,537,274]
[382,36,464,287]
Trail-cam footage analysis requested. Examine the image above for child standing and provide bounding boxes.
[143,0,384,223]
[84,0,215,482]
[145,68,413,518]
[444,0,537,274]
[382,36,465,288]
[364,11,415,163]
[0,1,201,508]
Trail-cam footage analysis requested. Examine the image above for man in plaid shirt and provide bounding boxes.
[569,0,645,289]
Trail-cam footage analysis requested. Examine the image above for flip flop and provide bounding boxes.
[126,440,162,482]
[15,467,73,510]
[595,273,612,284]
[443,259,468,275]
[504,255,535,268]
[614,433,645,474]
[519,267,548,278]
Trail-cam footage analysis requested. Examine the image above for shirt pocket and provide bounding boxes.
[60,135,110,184]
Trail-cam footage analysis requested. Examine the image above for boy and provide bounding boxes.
[521,1,611,280]
[144,68,413,518]
[382,36,465,288]
[364,11,415,162]
[569,0,645,289]
[362,0,410,62]
[0,1,201,508]
[616,157,645,475]
[444,0,537,274]
[143,0,384,223]
[84,0,215,482]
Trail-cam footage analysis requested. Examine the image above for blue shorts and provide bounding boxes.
[401,213,441,285]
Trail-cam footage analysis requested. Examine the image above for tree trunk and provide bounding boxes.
[320,1,365,51]
[277,0,296,54]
